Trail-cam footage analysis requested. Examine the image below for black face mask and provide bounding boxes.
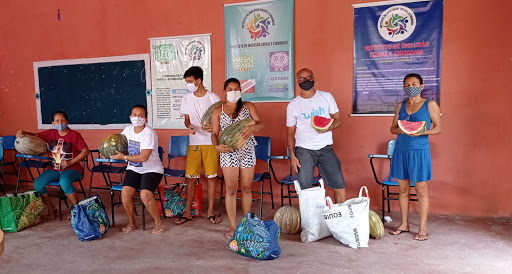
[299,80,315,91]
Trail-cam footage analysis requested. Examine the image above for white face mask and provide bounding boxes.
[226,90,242,103]
[187,82,198,93]
[130,116,146,127]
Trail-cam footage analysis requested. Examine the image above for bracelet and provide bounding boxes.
[124,156,128,162]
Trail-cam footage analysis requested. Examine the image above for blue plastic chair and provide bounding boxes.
[269,149,322,207]
[15,153,52,193]
[47,157,88,220]
[1,135,19,184]
[163,136,189,183]
[110,146,165,229]
[368,139,418,220]
[87,149,127,197]
[218,136,274,218]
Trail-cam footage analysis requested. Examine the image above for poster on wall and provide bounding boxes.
[353,0,443,115]
[150,34,212,128]
[224,0,294,102]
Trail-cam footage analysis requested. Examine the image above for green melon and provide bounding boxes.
[99,133,128,159]
[274,206,301,234]
[369,210,385,239]
[219,118,256,150]
[14,135,48,156]
[201,101,224,131]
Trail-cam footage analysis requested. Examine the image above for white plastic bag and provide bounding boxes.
[294,179,331,243]
[323,186,370,248]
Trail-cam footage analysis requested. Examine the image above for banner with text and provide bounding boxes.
[353,0,443,114]
[225,0,294,102]
[150,34,212,128]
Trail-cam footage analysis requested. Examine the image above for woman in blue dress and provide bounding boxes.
[389,73,441,241]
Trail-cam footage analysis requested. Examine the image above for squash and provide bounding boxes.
[201,101,224,131]
[273,206,301,234]
[369,210,385,239]
[219,118,256,150]
[99,133,128,159]
[14,135,48,156]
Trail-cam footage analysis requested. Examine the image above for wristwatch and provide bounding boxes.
[124,155,128,162]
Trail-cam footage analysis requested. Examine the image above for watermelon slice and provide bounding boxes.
[398,120,426,134]
[312,116,333,132]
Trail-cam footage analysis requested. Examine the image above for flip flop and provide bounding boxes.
[415,233,429,241]
[389,227,410,235]
[207,215,221,224]
[152,226,165,235]
[175,216,192,225]
[122,225,137,233]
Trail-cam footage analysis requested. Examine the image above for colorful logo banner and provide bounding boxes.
[353,0,443,114]
[150,34,212,129]
[225,0,294,102]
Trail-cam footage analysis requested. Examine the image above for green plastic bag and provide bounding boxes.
[0,191,43,232]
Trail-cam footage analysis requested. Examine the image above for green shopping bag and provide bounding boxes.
[0,191,43,232]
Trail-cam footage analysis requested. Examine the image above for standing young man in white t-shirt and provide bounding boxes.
[286,68,346,203]
[175,66,222,225]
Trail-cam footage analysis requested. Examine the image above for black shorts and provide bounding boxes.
[122,170,163,192]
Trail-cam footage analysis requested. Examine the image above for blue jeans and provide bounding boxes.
[295,145,346,190]
[34,169,82,195]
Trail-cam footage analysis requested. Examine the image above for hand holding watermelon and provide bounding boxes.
[311,116,334,133]
[215,144,234,153]
[398,120,426,136]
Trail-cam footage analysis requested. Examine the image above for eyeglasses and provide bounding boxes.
[297,75,314,83]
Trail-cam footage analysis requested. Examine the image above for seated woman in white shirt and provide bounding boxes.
[110,105,165,234]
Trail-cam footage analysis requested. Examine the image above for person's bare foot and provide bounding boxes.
[122,225,137,233]
[47,208,57,220]
[225,227,236,238]
[152,225,165,235]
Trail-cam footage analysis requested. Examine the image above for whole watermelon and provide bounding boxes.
[201,101,224,131]
[219,118,256,150]
[14,135,48,156]
[99,133,128,159]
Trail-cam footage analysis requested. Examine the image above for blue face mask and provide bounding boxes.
[404,86,421,97]
[54,123,68,131]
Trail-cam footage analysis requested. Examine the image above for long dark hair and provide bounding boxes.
[224,78,244,119]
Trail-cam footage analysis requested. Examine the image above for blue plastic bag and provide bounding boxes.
[229,212,281,260]
[70,195,110,241]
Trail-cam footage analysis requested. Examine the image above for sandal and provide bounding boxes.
[175,216,192,225]
[152,226,165,235]
[207,215,221,224]
[122,225,137,233]
[415,233,428,241]
[389,227,410,235]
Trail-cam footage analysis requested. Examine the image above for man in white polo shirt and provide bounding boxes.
[286,68,346,203]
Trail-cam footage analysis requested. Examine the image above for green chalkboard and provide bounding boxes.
[34,54,151,129]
